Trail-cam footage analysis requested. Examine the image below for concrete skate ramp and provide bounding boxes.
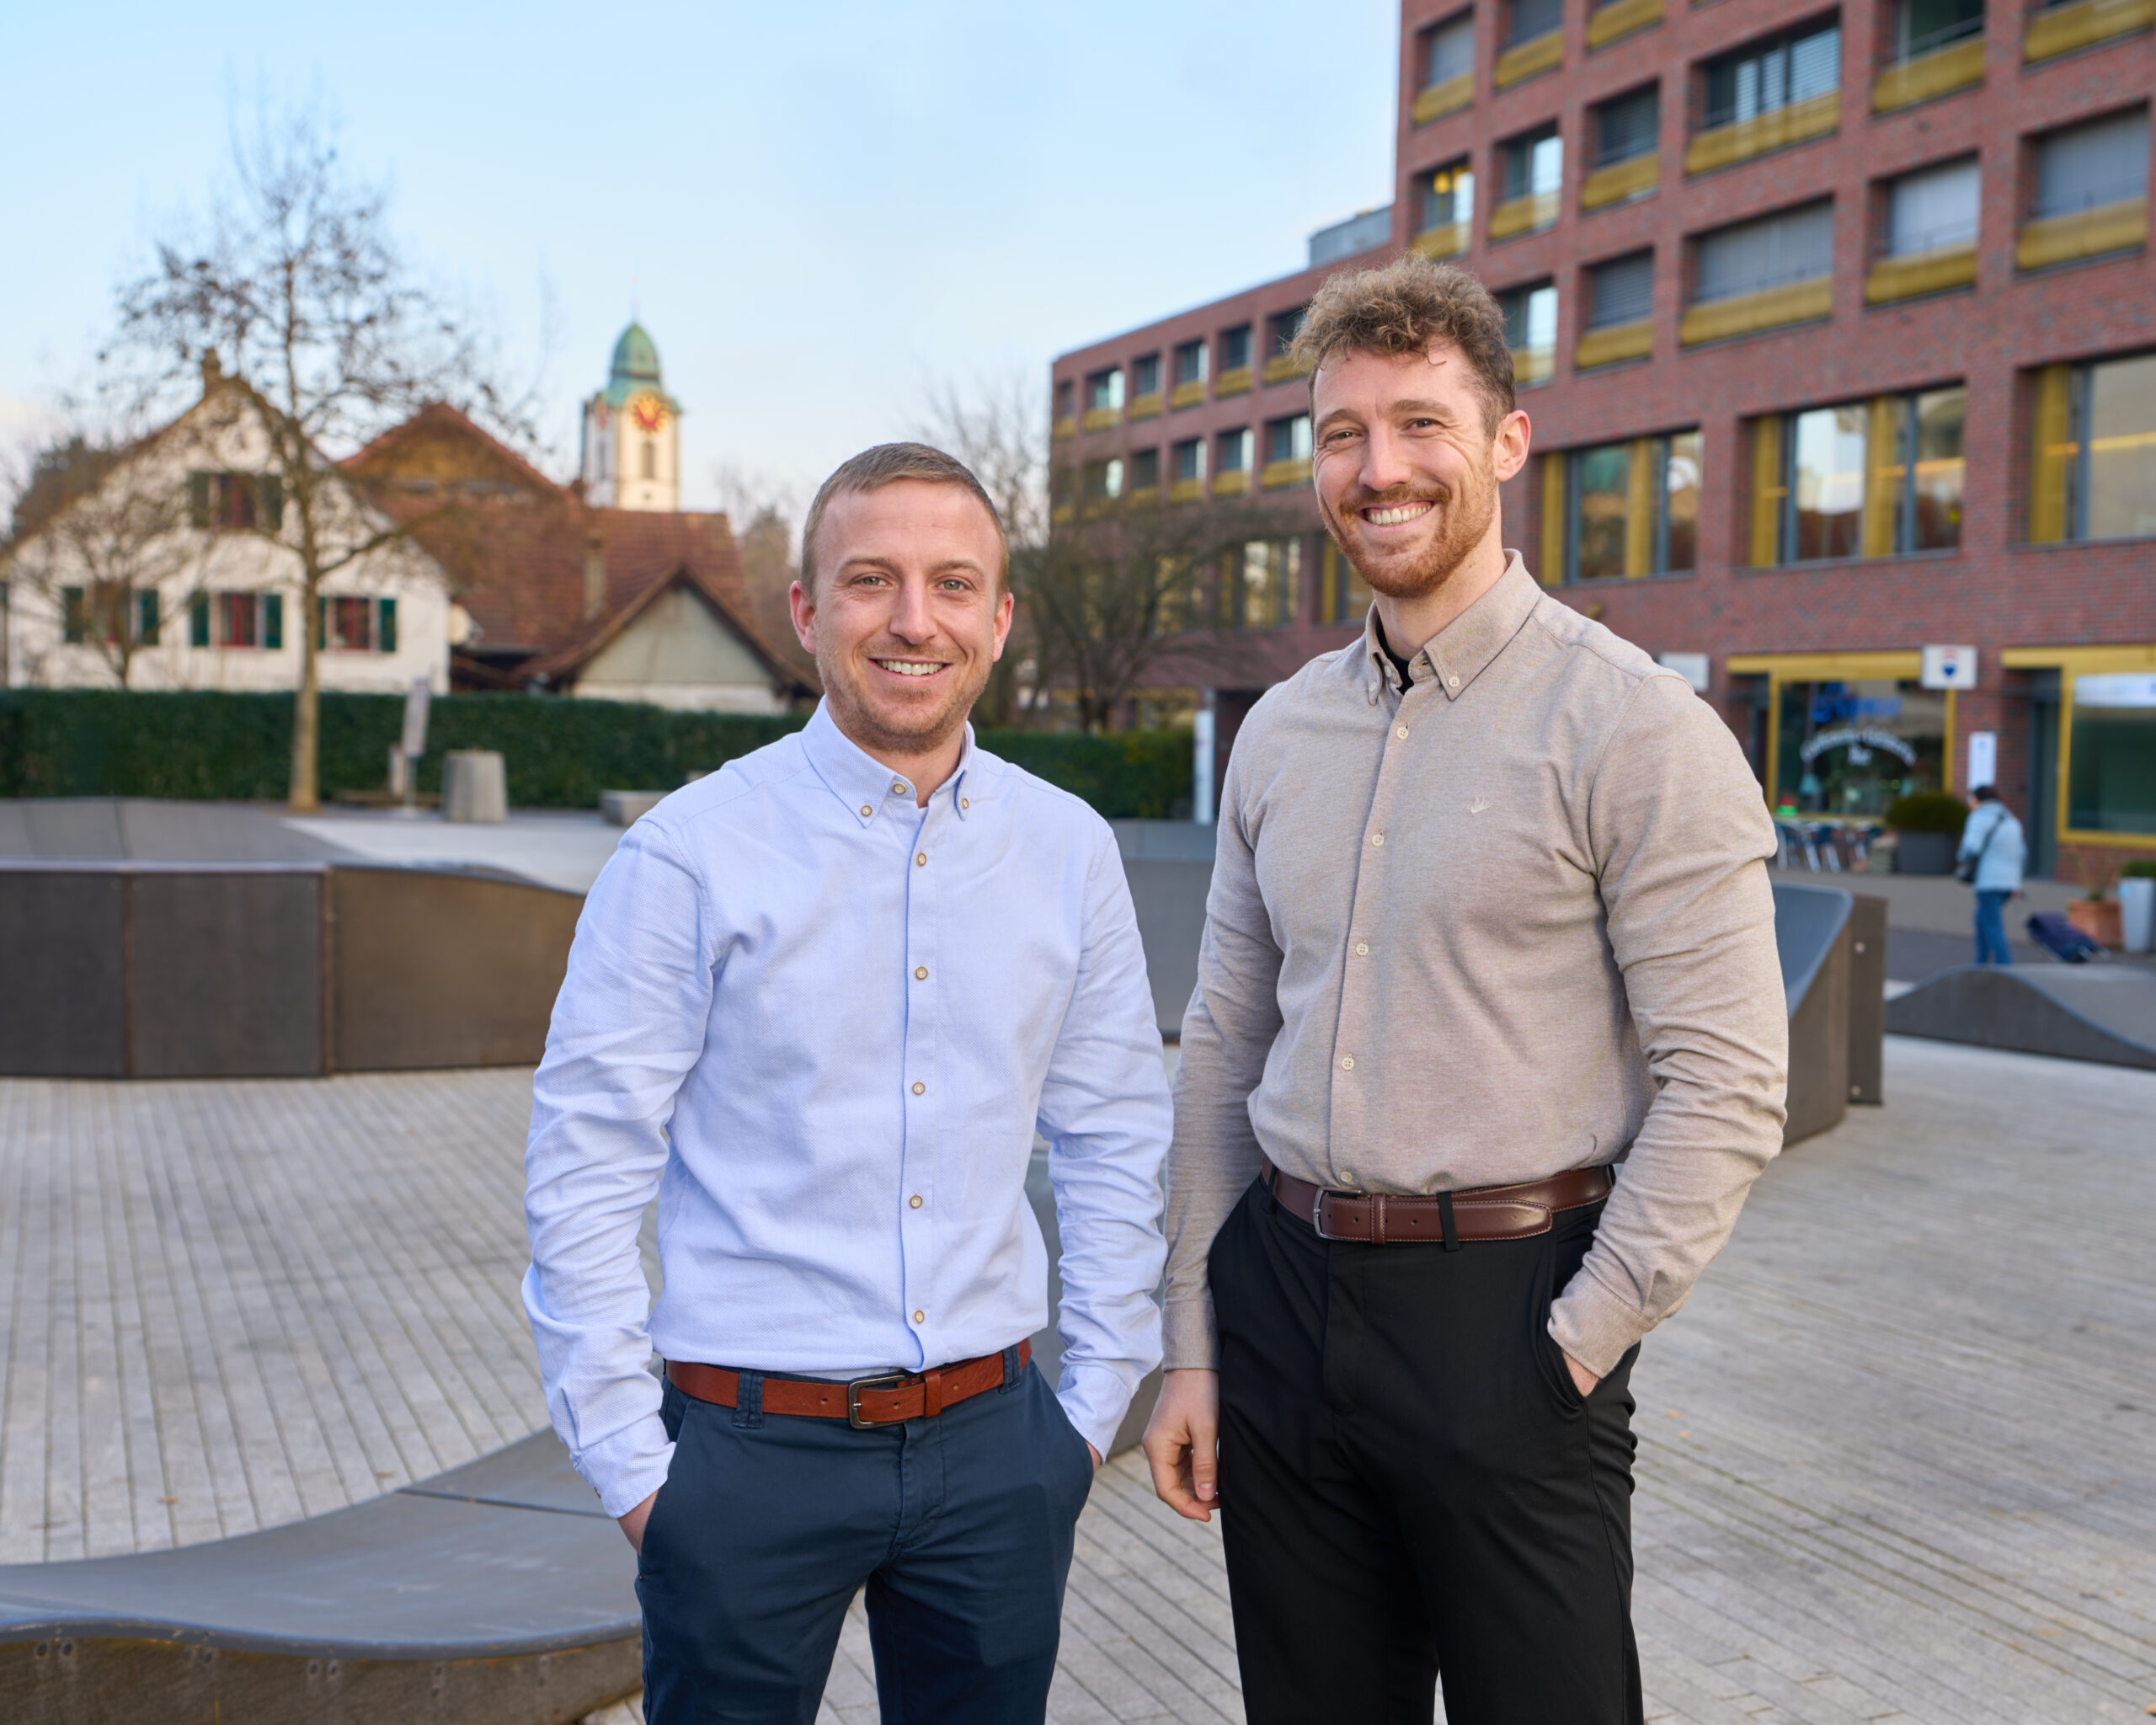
[0,1433,639,1723]
[1885,964,2156,1071]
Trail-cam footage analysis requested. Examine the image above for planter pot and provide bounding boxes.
[2068,898,2122,948]
[2121,878,2155,954]
[1893,830,1958,875]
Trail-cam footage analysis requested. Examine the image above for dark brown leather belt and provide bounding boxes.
[665,1339,1029,1429]
[1262,1159,1612,1247]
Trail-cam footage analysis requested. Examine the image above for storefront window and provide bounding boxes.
[1775,679,1945,816]
[2068,671,2156,835]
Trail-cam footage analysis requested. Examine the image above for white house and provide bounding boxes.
[3,379,451,696]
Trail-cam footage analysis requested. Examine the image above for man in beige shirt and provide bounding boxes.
[1142,257,1787,1724]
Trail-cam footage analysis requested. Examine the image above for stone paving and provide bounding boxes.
[3,1039,2153,1722]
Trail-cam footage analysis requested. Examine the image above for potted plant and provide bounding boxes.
[1883,790,1969,876]
[2120,858,2156,955]
[2068,853,2124,948]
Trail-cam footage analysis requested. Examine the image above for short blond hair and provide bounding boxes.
[800,442,1009,592]
[1288,256,1515,433]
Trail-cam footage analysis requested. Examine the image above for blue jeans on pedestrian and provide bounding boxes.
[1975,889,2013,965]
[636,1352,1093,1724]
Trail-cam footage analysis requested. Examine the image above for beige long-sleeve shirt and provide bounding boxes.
[1163,553,1788,1377]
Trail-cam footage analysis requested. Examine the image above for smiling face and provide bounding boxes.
[789,479,1013,778]
[1310,342,1530,603]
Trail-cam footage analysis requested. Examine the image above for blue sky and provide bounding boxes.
[2,0,1397,513]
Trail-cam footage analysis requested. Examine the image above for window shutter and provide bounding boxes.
[316,596,327,652]
[263,593,284,650]
[259,474,286,530]
[138,590,160,645]
[378,596,398,654]
[1589,253,1656,328]
[189,594,211,648]
[61,586,87,644]
[187,473,211,529]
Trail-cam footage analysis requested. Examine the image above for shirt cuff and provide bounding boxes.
[575,1414,677,1519]
[1161,1295,1219,1372]
[1546,1266,1647,1381]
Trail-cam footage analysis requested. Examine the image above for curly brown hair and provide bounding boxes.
[1287,256,1515,434]
[801,441,1009,593]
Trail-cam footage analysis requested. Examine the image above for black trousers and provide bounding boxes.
[1212,1177,1642,1725]
[636,1355,1093,1725]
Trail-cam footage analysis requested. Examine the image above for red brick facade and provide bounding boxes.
[1051,0,2155,873]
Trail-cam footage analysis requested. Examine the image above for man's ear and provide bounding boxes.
[990,588,1015,661]
[787,578,819,654]
[1492,409,1532,483]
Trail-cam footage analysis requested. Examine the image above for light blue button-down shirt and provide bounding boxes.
[522,703,1171,1516]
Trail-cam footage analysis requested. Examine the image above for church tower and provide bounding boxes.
[580,322,682,510]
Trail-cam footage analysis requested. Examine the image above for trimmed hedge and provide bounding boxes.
[0,690,1193,820]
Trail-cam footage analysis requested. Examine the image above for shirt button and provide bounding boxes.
[912,1311,926,1325]
[1339,1169,1355,1185]
[860,805,873,817]
[1340,1055,1355,1071]
[912,1081,926,1095]
[960,797,969,809]
[910,1194,923,1209]
[1369,832,1384,847]
[915,966,929,980]
[1448,675,1460,689]
[1355,942,1369,956]
[916,852,927,866]
[892,781,906,796]
[1396,725,1409,740]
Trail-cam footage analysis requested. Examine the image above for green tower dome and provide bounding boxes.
[601,322,678,409]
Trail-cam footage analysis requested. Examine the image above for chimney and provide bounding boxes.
[199,350,223,398]
[583,534,606,620]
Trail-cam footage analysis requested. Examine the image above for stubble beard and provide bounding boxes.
[818,638,990,762]
[1325,451,1497,602]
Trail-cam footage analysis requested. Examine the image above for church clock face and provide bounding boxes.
[628,392,669,435]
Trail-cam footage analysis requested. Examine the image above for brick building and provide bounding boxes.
[1049,0,2154,875]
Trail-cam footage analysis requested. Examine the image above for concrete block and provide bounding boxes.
[441,751,509,824]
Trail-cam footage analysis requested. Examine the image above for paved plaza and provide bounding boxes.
[2,1037,2152,1722]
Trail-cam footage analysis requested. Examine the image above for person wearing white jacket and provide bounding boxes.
[1959,787,2027,964]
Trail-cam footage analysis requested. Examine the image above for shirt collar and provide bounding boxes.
[800,700,980,828]
[1358,550,1542,703]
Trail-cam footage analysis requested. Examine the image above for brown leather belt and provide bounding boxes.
[665,1340,1028,1429]
[1262,1159,1611,1247]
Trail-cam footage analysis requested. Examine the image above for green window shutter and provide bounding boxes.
[138,590,160,645]
[378,596,398,654]
[189,594,210,648]
[263,593,283,650]
[316,595,327,651]
[61,585,86,644]
[187,473,211,529]
[259,474,285,530]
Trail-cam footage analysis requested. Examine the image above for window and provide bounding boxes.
[1502,123,1564,204]
[221,591,261,648]
[1883,158,1979,256]
[59,582,154,647]
[1588,252,1654,328]
[1172,438,1206,485]
[1131,353,1161,397]
[1086,368,1125,414]
[1054,379,1075,424]
[1595,87,1659,168]
[2031,109,2150,223]
[1219,326,1253,372]
[1215,427,1253,474]
[639,440,656,480]
[1268,307,1305,360]
[1498,282,1559,385]
[1776,679,1945,815]
[1172,339,1209,387]
[1225,540,1301,630]
[1081,458,1125,504]
[325,595,376,651]
[192,590,282,649]
[1265,414,1313,465]
[1889,0,1981,61]
[1319,540,1374,623]
[1694,201,1834,302]
[2029,352,2156,542]
[1509,0,1561,47]
[1561,432,1700,580]
[1129,447,1161,493]
[1424,11,1476,83]
[1750,387,1966,563]
[1419,162,1476,232]
[1701,21,1841,131]
[187,471,284,532]
[2068,670,2156,836]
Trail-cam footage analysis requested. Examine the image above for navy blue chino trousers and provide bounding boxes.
[635,1350,1094,1725]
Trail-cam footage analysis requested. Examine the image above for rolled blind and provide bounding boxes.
[1510,0,1561,45]
[1694,201,1833,302]
[1427,13,1475,83]
[1590,253,1656,328]
[1887,158,1979,255]
[2035,110,2150,219]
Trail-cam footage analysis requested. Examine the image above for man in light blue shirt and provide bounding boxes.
[522,444,1171,1724]
[1959,785,2027,964]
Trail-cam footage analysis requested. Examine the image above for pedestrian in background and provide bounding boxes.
[1959,785,2025,965]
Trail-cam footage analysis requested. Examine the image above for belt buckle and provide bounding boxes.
[846,1372,913,1429]
[1308,1188,1342,1242]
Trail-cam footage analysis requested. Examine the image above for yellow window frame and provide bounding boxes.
[2000,644,2156,848]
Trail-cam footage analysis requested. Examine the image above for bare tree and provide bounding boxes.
[2,430,211,687]
[105,101,537,809]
